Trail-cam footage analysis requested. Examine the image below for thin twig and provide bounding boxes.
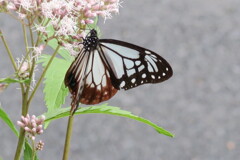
[0,30,18,71]
[27,44,61,105]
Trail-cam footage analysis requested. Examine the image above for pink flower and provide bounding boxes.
[16,60,30,79]
[3,0,121,60]
[17,114,45,141]
[32,44,45,59]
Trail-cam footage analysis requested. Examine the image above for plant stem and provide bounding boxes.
[28,17,34,47]
[14,90,29,160]
[25,18,36,103]
[31,139,36,160]
[14,23,35,159]
[1,30,26,95]
[28,44,61,105]
[0,30,18,71]
[22,23,29,58]
[62,115,75,160]
[14,128,26,160]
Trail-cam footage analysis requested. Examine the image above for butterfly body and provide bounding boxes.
[65,29,173,113]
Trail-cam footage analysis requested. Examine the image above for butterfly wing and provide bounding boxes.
[65,48,89,110]
[65,48,117,112]
[79,49,117,105]
[98,39,173,90]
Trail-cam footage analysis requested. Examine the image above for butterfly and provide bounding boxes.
[65,29,173,113]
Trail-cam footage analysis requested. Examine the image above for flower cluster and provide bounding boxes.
[1,0,120,56]
[36,140,44,151]
[17,114,45,140]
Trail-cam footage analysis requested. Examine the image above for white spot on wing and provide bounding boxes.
[131,78,136,83]
[135,61,141,66]
[142,73,146,78]
[150,54,157,59]
[120,81,125,88]
[145,50,151,54]
[151,75,155,79]
[138,65,144,71]
[162,73,166,76]
[127,69,135,77]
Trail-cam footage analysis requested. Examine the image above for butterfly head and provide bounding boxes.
[83,29,99,51]
[89,29,97,37]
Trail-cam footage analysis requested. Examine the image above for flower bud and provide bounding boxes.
[36,140,44,151]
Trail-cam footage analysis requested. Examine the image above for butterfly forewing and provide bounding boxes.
[99,39,173,90]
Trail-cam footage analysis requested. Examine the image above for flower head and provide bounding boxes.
[3,0,121,71]
[36,140,44,151]
[17,114,45,141]
[16,57,31,79]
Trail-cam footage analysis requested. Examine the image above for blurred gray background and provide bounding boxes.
[1,0,240,159]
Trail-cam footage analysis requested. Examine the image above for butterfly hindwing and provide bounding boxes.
[65,48,117,111]
[99,39,173,90]
[80,49,117,105]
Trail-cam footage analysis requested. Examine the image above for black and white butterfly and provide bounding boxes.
[65,29,173,113]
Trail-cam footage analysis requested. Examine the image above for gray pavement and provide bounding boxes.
[1,0,240,159]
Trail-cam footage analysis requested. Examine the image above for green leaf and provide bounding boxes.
[0,107,19,137]
[0,78,30,84]
[44,105,174,137]
[39,54,71,112]
[24,142,32,160]
[24,142,39,160]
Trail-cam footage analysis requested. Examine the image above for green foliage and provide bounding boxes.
[38,54,71,112]
[24,142,39,160]
[44,104,174,137]
[0,77,30,84]
[0,107,19,137]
